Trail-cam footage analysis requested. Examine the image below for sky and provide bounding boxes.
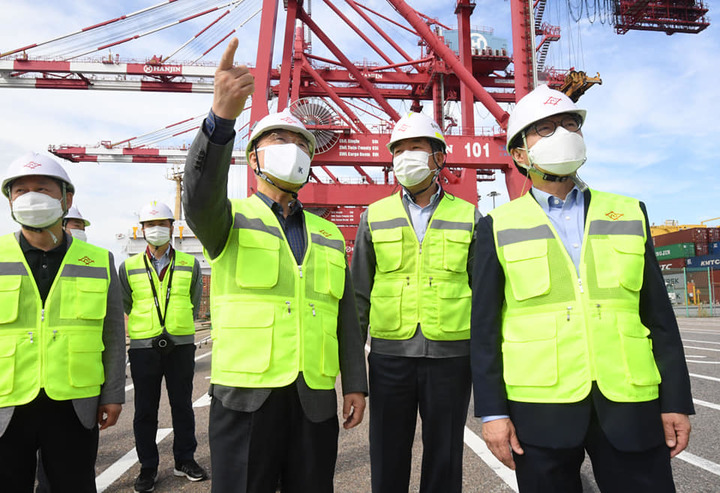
[0,0,718,263]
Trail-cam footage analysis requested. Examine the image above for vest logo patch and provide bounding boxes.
[78,256,95,265]
[318,229,332,238]
[24,161,42,169]
[605,211,624,221]
[178,260,189,265]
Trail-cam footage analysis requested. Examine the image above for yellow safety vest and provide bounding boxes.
[125,249,196,339]
[0,234,110,407]
[490,190,661,404]
[367,192,475,341]
[209,194,346,390]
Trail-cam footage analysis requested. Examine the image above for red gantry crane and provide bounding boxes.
[0,0,709,253]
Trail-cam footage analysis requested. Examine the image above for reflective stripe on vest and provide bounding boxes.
[367,193,475,341]
[490,190,660,404]
[209,194,346,390]
[125,249,196,339]
[0,234,109,406]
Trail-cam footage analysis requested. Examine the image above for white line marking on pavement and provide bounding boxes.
[96,388,212,490]
[193,393,211,408]
[685,345,720,352]
[124,348,213,393]
[690,373,720,383]
[694,398,720,411]
[677,451,720,477]
[685,355,707,359]
[96,428,173,492]
[681,329,720,335]
[464,426,518,492]
[686,360,720,364]
[684,339,720,346]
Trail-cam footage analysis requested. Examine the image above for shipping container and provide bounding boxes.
[708,228,720,242]
[654,242,695,260]
[657,258,686,271]
[652,228,708,247]
[710,241,720,254]
[696,243,710,256]
[686,254,720,270]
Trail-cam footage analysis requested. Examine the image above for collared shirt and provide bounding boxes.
[255,191,307,265]
[402,185,443,243]
[19,232,67,304]
[147,244,173,279]
[532,186,585,273]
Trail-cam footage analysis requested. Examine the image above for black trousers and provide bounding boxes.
[129,344,198,470]
[513,403,675,493]
[0,391,99,493]
[368,353,472,493]
[208,383,339,493]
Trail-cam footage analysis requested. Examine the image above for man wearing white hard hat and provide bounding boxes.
[118,200,206,492]
[182,38,367,493]
[470,85,693,492]
[0,152,125,492]
[63,205,91,242]
[351,111,479,493]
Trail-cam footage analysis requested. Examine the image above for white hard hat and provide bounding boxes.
[387,112,446,152]
[246,109,317,161]
[2,152,75,197]
[139,201,174,223]
[506,85,586,153]
[65,206,90,227]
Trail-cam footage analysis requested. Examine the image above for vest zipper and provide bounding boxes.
[41,308,45,322]
[28,331,34,343]
[566,306,573,321]
[298,265,303,278]
[285,301,292,314]
[309,303,316,316]
[596,303,602,320]
[577,278,584,293]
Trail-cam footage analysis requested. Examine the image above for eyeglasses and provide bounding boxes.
[261,131,311,153]
[528,114,583,138]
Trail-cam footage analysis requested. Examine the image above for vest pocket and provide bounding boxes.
[314,247,346,299]
[216,306,274,373]
[236,231,280,289]
[369,280,403,334]
[502,314,558,387]
[0,275,21,324]
[442,230,471,273]
[321,312,340,377]
[0,339,16,395]
[68,334,105,388]
[614,237,645,291]
[437,281,471,333]
[503,240,550,301]
[594,236,645,290]
[373,227,403,273]
[61,277,108,320]
[617,312,661,386]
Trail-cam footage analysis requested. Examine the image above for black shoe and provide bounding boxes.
[174,459,208,482]
[134,468,157,492]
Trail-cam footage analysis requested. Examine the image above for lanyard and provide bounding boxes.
[143,250,175,331]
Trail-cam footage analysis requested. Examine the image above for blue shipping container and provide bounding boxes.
[710,242,720,254]
[685,254,720,271]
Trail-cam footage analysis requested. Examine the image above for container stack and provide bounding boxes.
[652,228,706,271]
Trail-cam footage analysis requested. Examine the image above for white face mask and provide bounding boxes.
[68,229,87,242]
[257,144,312,185]
[144,226,171,247]
[11,191,65,229]
[393,150,433,187]
[527,127,587,176]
